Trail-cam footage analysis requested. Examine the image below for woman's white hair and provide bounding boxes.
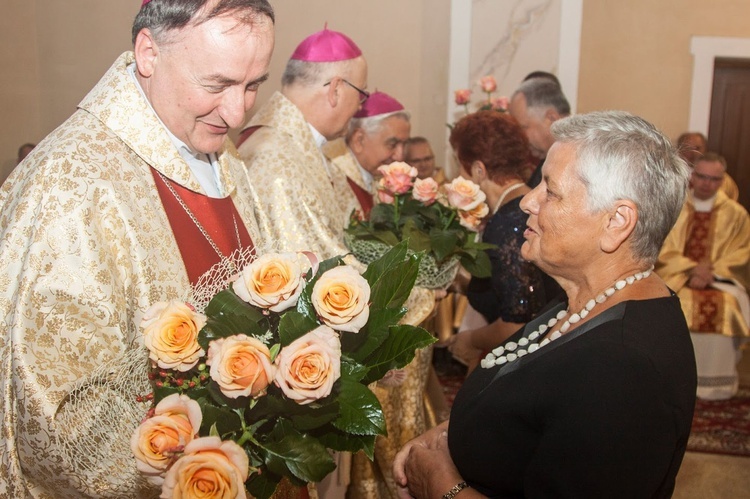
[551,111,690,264]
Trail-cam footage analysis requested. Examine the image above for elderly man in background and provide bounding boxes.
[509,77,571,188]
[677,131,739,201]
[404,137,447,184]
[238,27,368,260]
[0,0,274,496]
[657,152,750,400]
[324,90,411,219]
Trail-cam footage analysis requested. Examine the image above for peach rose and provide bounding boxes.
[142,301,206,372]
[274,325,341,404]
[454,88,472,105]
[479,75,497,93]
[131,394,202,483]
[412,177,440,205]
[311,266,370,333]
[233,252,306,312]
[445,177,486,211]
[160,436,249,499]
[458,202,490,231]
[491,96,510,112]
[206,334,275,399]
[377,161,417,195]
[376,179,395,205]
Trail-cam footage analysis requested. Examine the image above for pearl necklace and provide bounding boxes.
[480,266,654,369]
[492,182,526,215]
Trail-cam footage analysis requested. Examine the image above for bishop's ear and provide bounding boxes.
[134,29,159,78]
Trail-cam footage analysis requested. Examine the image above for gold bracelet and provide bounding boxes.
[442,481,469,499]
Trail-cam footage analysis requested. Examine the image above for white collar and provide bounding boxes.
[691,191,717,213]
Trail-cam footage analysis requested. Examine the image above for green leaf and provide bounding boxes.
[246,471,280,499]
[342,307,405,363]
[459,249,492,278]
[198,401,242,438]
[317,429,377,459]
[362,240,408,284]
[361,325,437,385]
[332,377,385,436]
[401,219,431,253]
[199,289,269,350]
[430,229,460,261]
[277,310,319,346]
[340,358,368,382]
[369,255,420,310]
[263,419,336,483]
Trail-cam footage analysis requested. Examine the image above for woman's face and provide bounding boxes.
[520,142,605,275]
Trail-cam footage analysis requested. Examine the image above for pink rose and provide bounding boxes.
[233,252,306,312]
[491,96,510,112]
[458,202,490,231]
[160,436,249,499]
[142,301,206,372]
[131,393,202,484]
[479,75,497,93]
[311,266,371,333]
[377,187,395,204]
[412,177,440,205]
[445,177,487,211]
[207,334,276,399]
[274,325,341,404]
[454,89,472,105]
[377,161,418,195]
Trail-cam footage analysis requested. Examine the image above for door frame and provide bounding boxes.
[689,36,750,134]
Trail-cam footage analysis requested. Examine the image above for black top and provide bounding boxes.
[448,294,697,498]
[467,198,560,324]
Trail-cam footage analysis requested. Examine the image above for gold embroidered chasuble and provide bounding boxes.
[238,92,356,260]
[0,52,263,497]
[323,138,375,218]
[656,191,750,337]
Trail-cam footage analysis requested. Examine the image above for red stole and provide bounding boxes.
[346,177,374,219]
[684,209,724,333]
[151,168,254,286]
[236,125,261,148]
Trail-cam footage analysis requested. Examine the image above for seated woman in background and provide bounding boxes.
[444,111,559,371]
[394,111,697,498]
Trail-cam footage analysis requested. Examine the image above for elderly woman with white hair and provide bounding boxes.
[393,111,697,498]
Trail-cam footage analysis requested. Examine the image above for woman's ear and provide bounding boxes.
[601,200,638,253]
[471,161,487,181]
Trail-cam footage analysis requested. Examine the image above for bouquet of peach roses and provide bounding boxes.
[131,243,435,498]
[345,162,494,289]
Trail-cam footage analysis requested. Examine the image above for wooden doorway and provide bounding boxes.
[707,57,750,211]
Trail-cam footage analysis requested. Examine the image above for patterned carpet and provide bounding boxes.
[687,386,750,457]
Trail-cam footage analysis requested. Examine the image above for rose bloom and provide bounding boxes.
[207,334,275,399]
[454,88,472,105]
[491,96,510,112]
[142,301,206,372]
[458,202,490,231]
[445,177,487,211]
[311,266,371,333]
[376,179,395,204]
[274,325,341,404]
[479,75,497,93]
[412,177,440,205]
[233,252,306,312]
[131,394,202,484]
[160,436,249,499]
[377,161,417,196]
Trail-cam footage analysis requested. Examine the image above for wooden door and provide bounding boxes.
[707,57,750,211]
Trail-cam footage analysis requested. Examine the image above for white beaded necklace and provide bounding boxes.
[480,266,654,369]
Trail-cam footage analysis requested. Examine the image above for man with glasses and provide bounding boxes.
[404,136,446,183]
[238,27,369,260]
[657,152,750,400]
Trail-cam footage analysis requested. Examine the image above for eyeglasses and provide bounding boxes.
[324,78,370,104]
[693,171,724,183]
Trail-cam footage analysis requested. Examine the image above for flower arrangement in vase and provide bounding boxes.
[450,75,510,129]
[131,243,435,498]
[345,162,495,290]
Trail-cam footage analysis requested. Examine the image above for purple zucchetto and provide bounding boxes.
[142,0,151,5]
[353,91,404,118]
[290,28,362,63]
